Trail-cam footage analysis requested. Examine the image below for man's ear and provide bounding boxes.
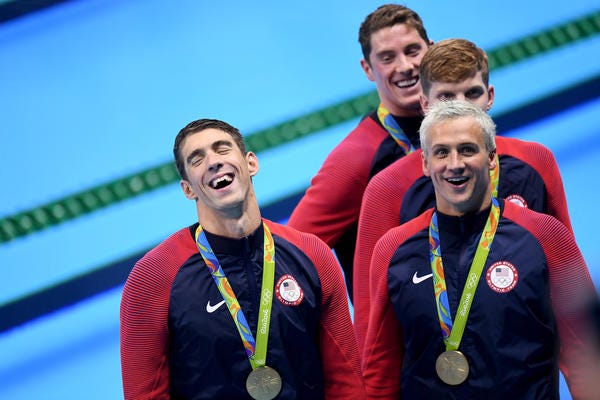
[360,58,375,82]
[420,94,430,113]
[247,151,259,177]
[486,85,495,112]
[489,149,497,170]
[180,179,197,200]
[422,151,431,177]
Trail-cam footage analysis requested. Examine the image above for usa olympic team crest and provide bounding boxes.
[505,194,528,208]
[275,274,304,306]
[486,261,518,293]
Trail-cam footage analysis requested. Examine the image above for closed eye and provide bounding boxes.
[405,43,424,57]
[377,51,395,64]
[216,146,231,155]
[212,140,234,154]
[187,149,205,167]
[191,157,203,166]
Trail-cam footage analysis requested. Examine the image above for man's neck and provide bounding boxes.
[436,190,493,217]
[382,101,423,118]
[197,204,262,239]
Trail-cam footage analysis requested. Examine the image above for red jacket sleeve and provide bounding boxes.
[268,221,367,399]
[353,150,424,351]
[288,117,387,246]
[120,230,196,400]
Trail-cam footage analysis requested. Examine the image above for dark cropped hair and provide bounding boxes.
[358,4,429,63]
[173,118,246,180]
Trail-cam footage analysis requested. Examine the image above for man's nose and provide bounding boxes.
[206,153,223,171]
[395,55,414,74]
[447,152,465,170]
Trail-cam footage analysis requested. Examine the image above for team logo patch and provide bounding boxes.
[505,194,528,208]
[486,261,518,293]
[275,274,304,306]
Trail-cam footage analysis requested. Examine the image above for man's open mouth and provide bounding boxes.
[446,177,468,186]
[395,76,418,88]
[209,174,234,189]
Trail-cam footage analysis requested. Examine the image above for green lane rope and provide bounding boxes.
[1,10,599,244]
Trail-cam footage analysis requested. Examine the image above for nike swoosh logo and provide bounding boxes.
[412,271,433,284]
[206,299,226,313]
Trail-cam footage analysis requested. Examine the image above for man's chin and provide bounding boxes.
[395,95,423,115]
[389,102,422,117]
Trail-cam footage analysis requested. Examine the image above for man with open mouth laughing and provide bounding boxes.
[120,119,366,399]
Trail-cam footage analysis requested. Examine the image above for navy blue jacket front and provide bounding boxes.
[362,199,595,399]
[121,220,365,399]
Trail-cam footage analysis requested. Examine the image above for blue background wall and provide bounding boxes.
[1,1,599,398]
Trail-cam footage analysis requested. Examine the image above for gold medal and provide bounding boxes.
[435,350,469,385]
[246,366,282,400]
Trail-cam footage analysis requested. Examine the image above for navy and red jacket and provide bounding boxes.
[362,200,596,399]
[288,110,421,296]
[120,219,365,399]
[354,135,573,350]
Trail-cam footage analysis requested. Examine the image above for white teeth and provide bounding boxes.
[396,77,418,88]
[210,175,233,189]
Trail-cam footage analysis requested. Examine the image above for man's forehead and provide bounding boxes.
[183,128,231,146]
[429,117,483,141]
[371,23,424,46]
[429,73,486,91]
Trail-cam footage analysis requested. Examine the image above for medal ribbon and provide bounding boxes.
[377,103,415,155]
[489,154,499,198]
[195,222,275,370]
[429,197,500,350]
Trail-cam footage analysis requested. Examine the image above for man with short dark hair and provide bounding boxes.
[288,4,432,298]
[120,118,366,399]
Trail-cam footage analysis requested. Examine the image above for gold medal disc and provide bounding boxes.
[435,350,469,385]
[246,366,282,400]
